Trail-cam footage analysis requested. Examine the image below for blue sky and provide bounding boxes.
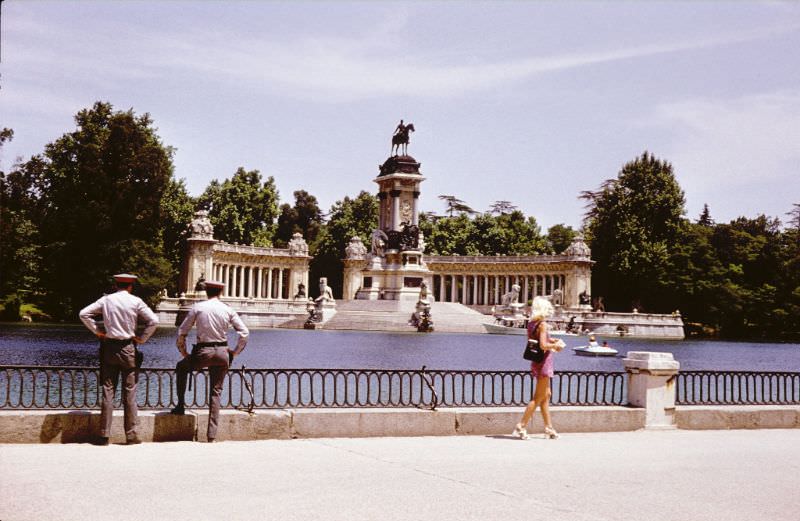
[2,1,798,230]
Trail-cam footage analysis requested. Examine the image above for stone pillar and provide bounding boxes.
[522,277,529,304]
[412,191,420,226]
[450,275,456,303]
[256,267,262,298]
[472,275,478,305]
[267,268,273,299]
[623,352,680,429]
[494,277,499,304]
[483,275,488,306]
[439,275,445,302]
[390,189,401,231]
[277,269,284,299]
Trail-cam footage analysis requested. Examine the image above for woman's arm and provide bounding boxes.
[538,322,565,351]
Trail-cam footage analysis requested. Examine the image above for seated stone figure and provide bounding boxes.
[315,277,335,304]
[410,281,433,331]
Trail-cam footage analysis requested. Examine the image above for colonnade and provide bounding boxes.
[212,263,293,299]
[432,273,566,306]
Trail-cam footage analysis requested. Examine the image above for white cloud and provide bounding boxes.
[655,91,800,188]
[147,21,800,101]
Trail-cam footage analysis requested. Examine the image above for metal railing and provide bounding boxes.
[0,366,626,410]
[676,371,800,405]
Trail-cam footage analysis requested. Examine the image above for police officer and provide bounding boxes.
[79,273,159,445]
[171,280,249,442]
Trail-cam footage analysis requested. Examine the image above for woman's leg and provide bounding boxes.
[518,398,538,427]
[535,376,552,429]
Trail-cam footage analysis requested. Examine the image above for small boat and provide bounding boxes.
[549,330,580,337]
[572,344,619,357]
[483,317,527,335]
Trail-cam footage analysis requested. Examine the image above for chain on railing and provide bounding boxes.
[676,371,800,405]
[0,366,627,410]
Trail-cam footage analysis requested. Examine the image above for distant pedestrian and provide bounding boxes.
[513,297,564,440]
[171,280,249,442]
[79,273,159,445]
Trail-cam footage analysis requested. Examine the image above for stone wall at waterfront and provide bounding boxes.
[1,406,798,444]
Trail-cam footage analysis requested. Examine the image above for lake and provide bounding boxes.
[2,324,799,372]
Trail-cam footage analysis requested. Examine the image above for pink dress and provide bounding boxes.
[528,320,555,378]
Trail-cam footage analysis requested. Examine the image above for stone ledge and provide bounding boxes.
[676,405,800,430]
[2,406,797,443]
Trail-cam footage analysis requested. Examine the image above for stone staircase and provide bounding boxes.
[315,300,488,333]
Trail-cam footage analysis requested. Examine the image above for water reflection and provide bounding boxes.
[1,323,799,372]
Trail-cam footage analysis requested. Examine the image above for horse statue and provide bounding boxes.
[391,122,415,156]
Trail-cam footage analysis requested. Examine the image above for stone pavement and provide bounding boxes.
[1,429,798,521]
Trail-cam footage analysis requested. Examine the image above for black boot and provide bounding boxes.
[171,404,185,415]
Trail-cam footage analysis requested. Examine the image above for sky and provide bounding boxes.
[1,1,799,230]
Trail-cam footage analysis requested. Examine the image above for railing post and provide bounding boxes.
[623,352,680,429]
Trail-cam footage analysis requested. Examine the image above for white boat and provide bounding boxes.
[572,344,619,357]
[483,318,582,336]
[483,318,527,335]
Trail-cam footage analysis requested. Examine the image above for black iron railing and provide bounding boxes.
[0,366,626,410]
[676,371,800,405]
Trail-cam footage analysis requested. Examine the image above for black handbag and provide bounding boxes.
[523,338,545,363]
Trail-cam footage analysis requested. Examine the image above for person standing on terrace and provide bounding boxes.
[513,297,565,440]
[79,273,159,446]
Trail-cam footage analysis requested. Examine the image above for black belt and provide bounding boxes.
[103,337,134,345]
[195,341,228,348]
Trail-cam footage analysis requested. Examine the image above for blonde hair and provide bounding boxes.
[530,297,554,320]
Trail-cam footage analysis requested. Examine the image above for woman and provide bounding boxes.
[513,297,565,440]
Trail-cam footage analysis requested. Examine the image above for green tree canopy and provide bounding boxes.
[546,224,577,254]
[582,151,686,312]
[275,189,323,248]
[198,167,279,247]
[310,191,378,298]
[19,102,176,316]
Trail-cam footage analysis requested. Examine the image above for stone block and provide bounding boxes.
[195,410,292,442]
[291,408,457,438]
[676,406,800,430]
[0,410,196,444]
[454,407,645,435]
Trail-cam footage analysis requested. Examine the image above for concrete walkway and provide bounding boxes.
[1,429,798,521]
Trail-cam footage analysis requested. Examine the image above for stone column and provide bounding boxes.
[623,352,680,429]
[256,267,263,298]
[494,277,499,304]
[412,191,420,226]
[483,275,489,306]
[390,189,401,231]
[523,277,529,304]
[277,268,284,299]
[377,191,388,230]
[472,275,479,305]
[438,275,445,302]
[450,275,456,303]
[266,268,273,299]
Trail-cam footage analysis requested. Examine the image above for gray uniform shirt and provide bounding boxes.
[178,298,249,353]
[79,290,159,341]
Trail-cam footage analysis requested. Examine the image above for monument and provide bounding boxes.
[343,121,434,302]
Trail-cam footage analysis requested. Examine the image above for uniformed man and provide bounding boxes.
[79,273,159,445]
[171,280,249,442]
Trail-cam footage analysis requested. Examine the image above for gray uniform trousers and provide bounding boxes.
[175,346,229,439]
[99,339,139,439]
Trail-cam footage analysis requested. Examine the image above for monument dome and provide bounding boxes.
[379,155,421,177]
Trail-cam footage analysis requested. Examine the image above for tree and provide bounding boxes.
[438,195,476,217]
[0,129,46,319]
[489,200,518,215]
[698,203,714,226]
[546,224,577,254]
[275,190,323,247]
[160,178,196,291]
[198,167,279,247]
[582,152,686,312]
[22,102,175,316]
[310,191,378,297]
